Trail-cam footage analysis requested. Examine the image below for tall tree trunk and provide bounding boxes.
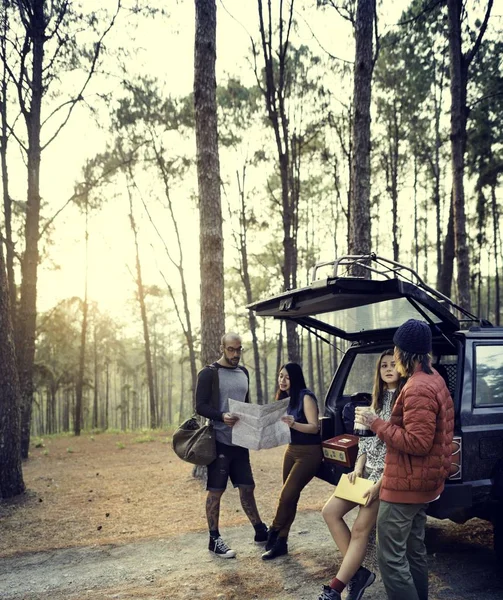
[432,74,444,290]
[63,388,69,432]
[447,0,470,310]
[105,360,109,430]
[446,0,493,310]
[46,388,53,434]
[17,4,45,458]
[348,0,374,275]
[262,321,269,404]
[257,0,299,363]
[73,198,89,436]
[166,359,172,424]
[387,101,400,262]
[0,5,15,327]
[74,206,89,436]
[194,0,225,368]
[413,156,420,274]
[491,184,501,325]
[236,167,263,404]
[179,359,184,419]
[128,193,156,429]
[316,337,323,401]
[307,333,314,392]
[14,0,119,454]
[439,194,455,297]
[0,238,24,497]
[153,320,159,423]
[92,326,98,429]
[151,147,199,395]
[274,321,283,398]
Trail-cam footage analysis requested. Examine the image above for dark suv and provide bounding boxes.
[249,254,503,560]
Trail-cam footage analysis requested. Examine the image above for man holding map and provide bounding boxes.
[195,332,269,559]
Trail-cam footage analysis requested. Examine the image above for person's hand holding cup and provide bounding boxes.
[354,406,377,437]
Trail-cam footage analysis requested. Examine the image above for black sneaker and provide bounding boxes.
[317,585,341,600]
[254,522,268,544]
[346,567,376,600]
[208,536,236,558]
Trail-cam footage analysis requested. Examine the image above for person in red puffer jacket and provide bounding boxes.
[358,319,454,600]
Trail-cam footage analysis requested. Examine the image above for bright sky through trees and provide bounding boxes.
[8,0,456,327]
[30,0,358,319]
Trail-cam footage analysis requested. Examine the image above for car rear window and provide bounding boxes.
[313,297,441,335]
[343,352,386,396]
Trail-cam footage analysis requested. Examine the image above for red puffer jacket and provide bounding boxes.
[371,367,454,504]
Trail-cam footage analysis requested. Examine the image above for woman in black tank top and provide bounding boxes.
[262,362,323,560]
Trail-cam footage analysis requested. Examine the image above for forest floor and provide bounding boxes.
[0,431,501,600]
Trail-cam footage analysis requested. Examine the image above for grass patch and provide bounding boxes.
[133,435,155,444]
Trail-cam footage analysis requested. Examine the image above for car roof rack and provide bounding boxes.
[310,253,486,326]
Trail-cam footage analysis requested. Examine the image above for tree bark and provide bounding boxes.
[128,194,157,429]
[491,184,500,325]
[0,6,15,327]
[0,238,24,497]
[16,1,45,457]
[307,333,314,392]
[439,194,455,298]
[237,167,263,404]
[92,326,99,429]
[194,0,225,368]
[74,204,89,436]
[105,360,109,430]
[348,0,374,274]
[257,0,300,362]
[275,321,283,398]
[446,0,471,310]
[446,0,493,310]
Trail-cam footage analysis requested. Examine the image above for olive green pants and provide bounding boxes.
[271,444,322,538]
[377,500,428,600]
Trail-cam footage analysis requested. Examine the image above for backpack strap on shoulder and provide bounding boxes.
[207,364,220,410]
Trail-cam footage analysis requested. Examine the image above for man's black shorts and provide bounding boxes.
[206,441,255,491]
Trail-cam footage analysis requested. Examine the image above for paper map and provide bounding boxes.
[229,397,291,450]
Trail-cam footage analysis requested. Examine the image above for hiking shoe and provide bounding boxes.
[254,522,269,544]
[317,585,341,600]
[346,567,376,600]
[208,536,236,558]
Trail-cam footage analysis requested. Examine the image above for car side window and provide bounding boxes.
[343,352,381,396]
[474,345,503,406]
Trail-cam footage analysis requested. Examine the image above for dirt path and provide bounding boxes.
[1,511,502,600]
[1,434,501,599]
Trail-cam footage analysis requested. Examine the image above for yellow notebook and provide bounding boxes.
[333,473,374,505]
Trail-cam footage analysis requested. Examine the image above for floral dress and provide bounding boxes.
[356,389,395,482]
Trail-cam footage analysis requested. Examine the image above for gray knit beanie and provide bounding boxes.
[393,319,432,354]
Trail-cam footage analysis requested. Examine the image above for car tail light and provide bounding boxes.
[449,435,462,480]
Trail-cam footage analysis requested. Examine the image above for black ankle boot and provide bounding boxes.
[261,536,288,560]
[265,528,280,551]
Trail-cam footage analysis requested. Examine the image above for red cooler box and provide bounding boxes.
[322,434,359,467]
